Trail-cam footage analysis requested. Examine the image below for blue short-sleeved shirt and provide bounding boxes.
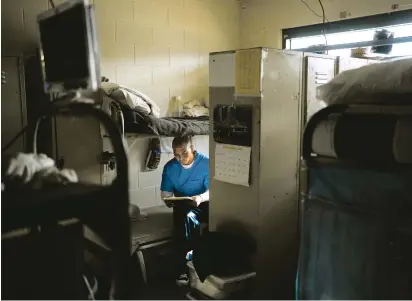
[160,152,209,197]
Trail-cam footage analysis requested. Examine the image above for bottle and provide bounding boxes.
[172,95,182,117]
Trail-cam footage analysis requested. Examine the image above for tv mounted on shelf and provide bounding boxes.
[37,0,100,94]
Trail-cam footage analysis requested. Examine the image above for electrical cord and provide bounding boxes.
[300,0,329,22]
[49,0,55,8]
[33,118,42,155]
[2,92,77,154]
[318,0,326,23]
[318,0,329,54]
[299,0,329,53]
[300,0,323,18]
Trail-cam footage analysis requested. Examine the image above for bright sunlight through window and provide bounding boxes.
[286,23,412,57]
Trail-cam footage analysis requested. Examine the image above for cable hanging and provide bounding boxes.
[299,0,329,22]
[299,0,329,53]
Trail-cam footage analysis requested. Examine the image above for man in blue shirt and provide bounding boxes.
[160,135,209,287]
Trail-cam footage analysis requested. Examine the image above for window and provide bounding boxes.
[282,9,412,57]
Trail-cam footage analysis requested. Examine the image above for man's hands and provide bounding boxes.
[191,195,202,207]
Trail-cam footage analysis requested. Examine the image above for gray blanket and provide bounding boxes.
[123,109,209,136]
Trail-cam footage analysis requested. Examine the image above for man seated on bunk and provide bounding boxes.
[160,135,209,287]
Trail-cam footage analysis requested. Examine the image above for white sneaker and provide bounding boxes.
[176,273,189,287]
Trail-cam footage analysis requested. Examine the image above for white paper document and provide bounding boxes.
[214,143,251,187]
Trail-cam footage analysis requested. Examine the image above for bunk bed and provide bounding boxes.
[100,85,210,138]
[84,205,174,285]
[296,103,412,300]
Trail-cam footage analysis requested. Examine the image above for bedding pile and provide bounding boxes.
[101,82,160,117]
[317,57,412,105]
[182,99,209,117]
[100,81,210,136]
[2,153,78,190]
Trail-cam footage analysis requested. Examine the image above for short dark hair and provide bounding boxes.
[172,136,193,148]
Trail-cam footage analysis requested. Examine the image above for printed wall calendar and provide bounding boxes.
[214,143,251,187]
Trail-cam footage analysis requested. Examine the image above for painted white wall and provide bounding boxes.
[240,0,412,48]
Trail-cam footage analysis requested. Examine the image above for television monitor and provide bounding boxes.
[37,0,100,94]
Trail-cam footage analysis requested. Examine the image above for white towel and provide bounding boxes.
[182,99,209,117]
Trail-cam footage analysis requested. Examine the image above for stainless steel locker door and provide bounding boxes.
[1,56,26,155]
[54,116,103,184]
[305,56,335,122]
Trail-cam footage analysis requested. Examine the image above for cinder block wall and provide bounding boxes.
[239,0,411,48]
[1,0,240,209]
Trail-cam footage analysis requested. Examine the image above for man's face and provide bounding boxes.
[173,143,194,165]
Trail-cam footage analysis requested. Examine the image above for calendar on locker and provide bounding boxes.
[214,143,251,187]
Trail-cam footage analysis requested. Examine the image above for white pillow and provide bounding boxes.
[101,83,159,117]
[317,57,412,105]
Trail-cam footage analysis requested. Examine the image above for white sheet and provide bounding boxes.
[311,118,337,158]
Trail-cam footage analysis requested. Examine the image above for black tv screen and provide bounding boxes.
[37,0,99,93]
[39,3,88,82]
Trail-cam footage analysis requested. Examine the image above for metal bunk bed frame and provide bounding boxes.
[2,101,132,299]
[297,103,412,300]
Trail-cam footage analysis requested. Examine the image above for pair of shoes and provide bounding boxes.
[176,273,189,287]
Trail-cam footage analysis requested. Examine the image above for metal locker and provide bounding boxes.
[209,48,304,299]
[1,56,26,156]
[305,55,336,122]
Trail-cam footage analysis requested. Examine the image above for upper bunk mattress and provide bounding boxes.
[122,109,209,136]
